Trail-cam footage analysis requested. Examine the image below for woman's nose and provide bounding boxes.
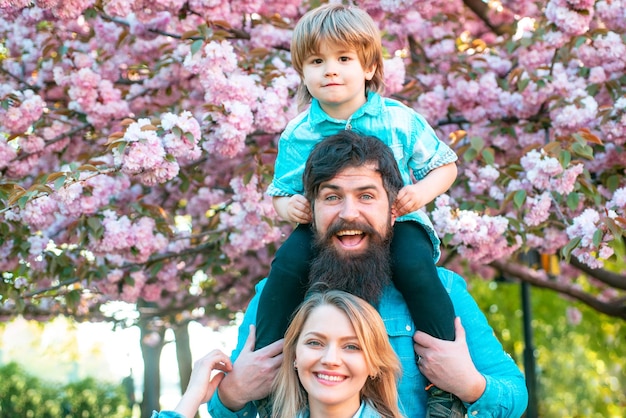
[321,346,341,365]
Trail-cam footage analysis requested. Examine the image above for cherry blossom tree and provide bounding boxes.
[1,0,625,412]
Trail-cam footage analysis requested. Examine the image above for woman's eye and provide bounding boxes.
[345,344,361,351]
[306,340,322,346]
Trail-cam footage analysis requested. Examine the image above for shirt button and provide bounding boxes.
[472,411,478,415]
[405,325,412,332]
[243,413,248,416]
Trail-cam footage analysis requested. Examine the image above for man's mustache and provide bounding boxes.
[324,220,377,241]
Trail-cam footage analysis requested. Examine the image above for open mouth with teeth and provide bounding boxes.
[315,372,346,383]
[336,229,367,248]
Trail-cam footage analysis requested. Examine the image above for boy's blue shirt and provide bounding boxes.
[267,92,458,262]
[208,267,529,418]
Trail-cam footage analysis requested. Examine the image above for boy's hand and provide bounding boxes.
[394,184,427,217]
[286,194,312,223]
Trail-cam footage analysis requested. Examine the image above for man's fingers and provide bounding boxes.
[413,329,435,347]
[243,324,257,351]
[259,338,285,358]
[454,316,465,341]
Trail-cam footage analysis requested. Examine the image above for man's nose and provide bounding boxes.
[339,198,359,221]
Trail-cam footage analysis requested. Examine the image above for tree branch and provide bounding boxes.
[491,259,626,320]
[569,257,626,291]
[462,0,513,36]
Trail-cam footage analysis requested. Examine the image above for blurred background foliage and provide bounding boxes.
[0,362,131,418]
[1,278,624,417]
[468,276,625,417]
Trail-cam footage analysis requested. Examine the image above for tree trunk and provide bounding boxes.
[139,318,166,418]
[173,322,193,395]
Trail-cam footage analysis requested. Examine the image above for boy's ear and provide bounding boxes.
[364,65,376,81]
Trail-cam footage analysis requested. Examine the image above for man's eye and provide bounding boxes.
[361,194,374,200]
[325,195,339,201]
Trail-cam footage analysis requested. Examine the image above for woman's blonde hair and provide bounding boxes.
[271,289,403,418]
[291,3,385,110]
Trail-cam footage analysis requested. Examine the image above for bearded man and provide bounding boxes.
[209,131,528,418]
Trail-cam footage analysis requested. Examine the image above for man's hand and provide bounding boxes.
[273,195,312,223]
[413,317,486,403]
[217,325,284,411]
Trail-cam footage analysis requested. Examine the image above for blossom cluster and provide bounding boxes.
[432,195,522,265]
[113,111,202,186]
[0,0,624,325]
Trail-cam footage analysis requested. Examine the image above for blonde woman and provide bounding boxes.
[271,289,403,418]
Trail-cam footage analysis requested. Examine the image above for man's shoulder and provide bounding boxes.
[435,266,467,292]
[378,268,466,313]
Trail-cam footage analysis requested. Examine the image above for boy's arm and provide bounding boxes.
[272,195,312,224]
[395,162,457,216]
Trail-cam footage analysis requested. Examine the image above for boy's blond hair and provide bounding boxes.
[291,3,385,110]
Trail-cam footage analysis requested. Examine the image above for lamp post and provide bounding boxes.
[521,280,538,418]
[517,250,541,418]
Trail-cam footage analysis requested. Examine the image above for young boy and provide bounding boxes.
[257,4,463,416]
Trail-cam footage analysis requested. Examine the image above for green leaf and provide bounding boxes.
[191,39,204,55]
[606,175,620,193]
[574,36,587,48]
[482,148,495,165]
[66,289,82,309]
[513,189,527,209]
[517,77,529,91]
[470,136,484,151]
[243,170,254,185]
[566,192,579,211]
[54,175,67,191]
[17,195,29,210]
[463,147,478,162]
[559,150,571,169]
[604,217,624,239]
[87,216,102,234]
[592,229,602,248]
[150,261,164,276]
[571,142,594,160]
[561,236,582,261]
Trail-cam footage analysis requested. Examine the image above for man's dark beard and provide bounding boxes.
[308,220,393,306]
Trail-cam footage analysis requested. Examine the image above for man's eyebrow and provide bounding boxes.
[319,183,379,192]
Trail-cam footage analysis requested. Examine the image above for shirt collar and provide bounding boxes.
[308,91,383,128]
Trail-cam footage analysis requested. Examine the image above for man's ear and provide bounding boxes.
[390,205,398,225]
